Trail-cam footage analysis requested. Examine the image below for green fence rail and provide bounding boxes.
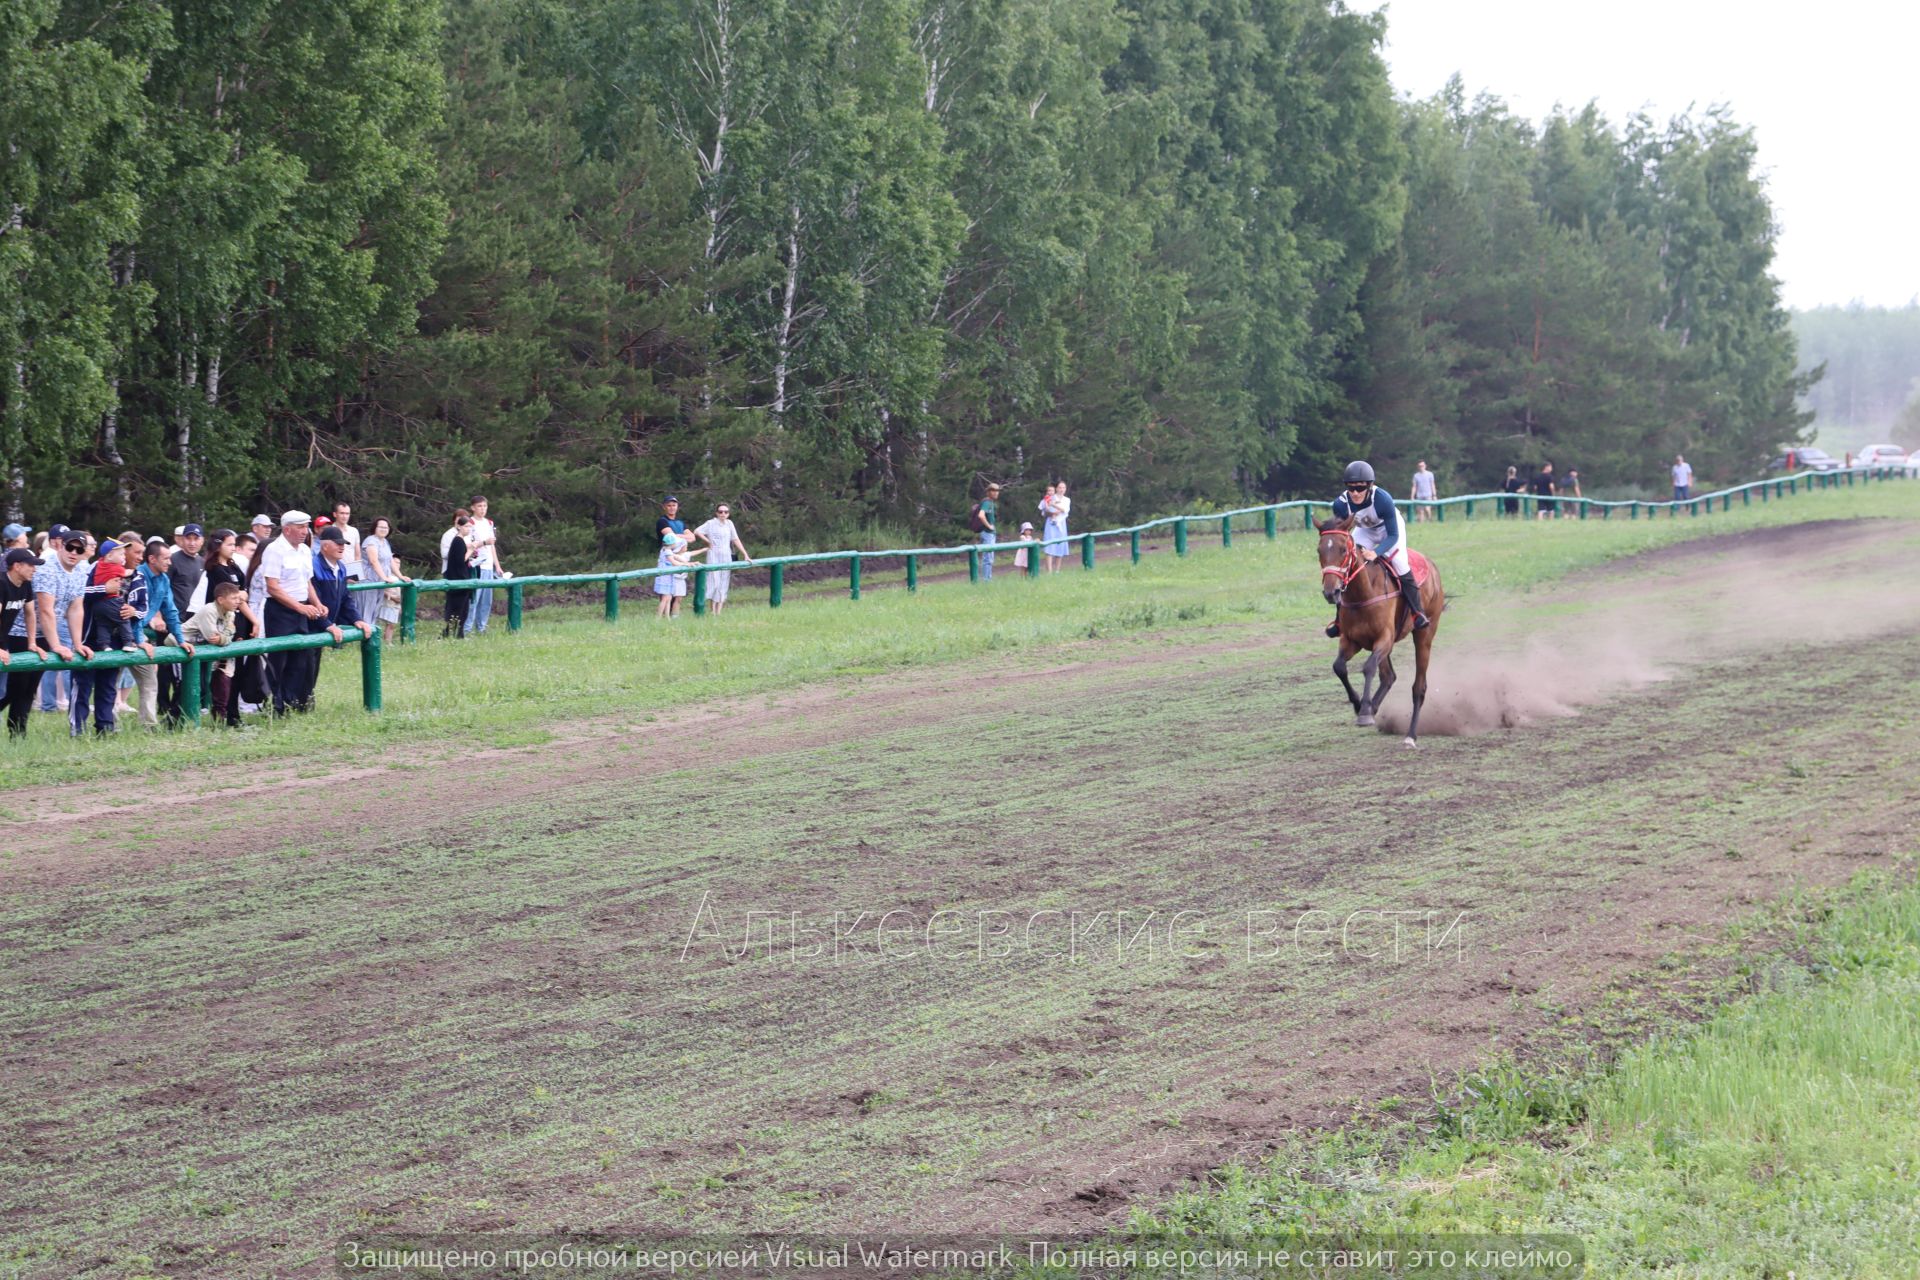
[351,464,1916,640]
[4,628,381,723]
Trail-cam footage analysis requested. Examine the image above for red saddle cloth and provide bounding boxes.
[1406,550,1434,587]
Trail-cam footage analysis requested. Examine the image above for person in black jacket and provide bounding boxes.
[312,528,373,679]
[442,514,478,638]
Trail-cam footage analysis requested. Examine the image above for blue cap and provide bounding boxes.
[2,523,29,541]
[97,539,121,558]
[664,494,680,504]
[180,522,204,537]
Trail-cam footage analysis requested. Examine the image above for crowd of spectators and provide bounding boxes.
[0,501,442,738]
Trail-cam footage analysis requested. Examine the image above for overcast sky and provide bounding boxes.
[1376,0,1919,310]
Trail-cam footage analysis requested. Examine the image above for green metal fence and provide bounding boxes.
[4,627,382,723]
[356,464,1914,639]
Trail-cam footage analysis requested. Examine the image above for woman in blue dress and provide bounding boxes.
[1041,480,1071,572]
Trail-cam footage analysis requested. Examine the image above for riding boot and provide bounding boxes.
[1325,617,1341,638]
[1398,570,1428,631]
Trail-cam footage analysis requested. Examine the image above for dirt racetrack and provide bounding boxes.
[5,519,1920,1275]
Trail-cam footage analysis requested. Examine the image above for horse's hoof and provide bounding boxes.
[1355,714,1375,728]
[1404,736,1418,749]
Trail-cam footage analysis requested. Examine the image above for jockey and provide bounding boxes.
[1325,459,1429,637]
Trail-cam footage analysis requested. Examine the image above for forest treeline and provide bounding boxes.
[3,0,1814,565]
[1791,304,1920,443]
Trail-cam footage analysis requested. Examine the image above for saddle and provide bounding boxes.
[1380,550,1433,588]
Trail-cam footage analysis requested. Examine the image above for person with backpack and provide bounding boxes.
[971,483,1001,580]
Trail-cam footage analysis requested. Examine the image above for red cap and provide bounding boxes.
[313,515,333,528]
[92,560,129,586]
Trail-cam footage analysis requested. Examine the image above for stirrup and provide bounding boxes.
[1409,611,1429,632]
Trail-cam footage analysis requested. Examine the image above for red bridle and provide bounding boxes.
[1319,528,1399,607]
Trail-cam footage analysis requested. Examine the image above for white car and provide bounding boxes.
[1857,443,1907,469]
[1906,450,1920,477]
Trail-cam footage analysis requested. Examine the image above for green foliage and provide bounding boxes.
[5,0,1813,569]
[1791,302,1920,444]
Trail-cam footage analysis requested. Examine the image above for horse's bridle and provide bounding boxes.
[1320,527,1400,608]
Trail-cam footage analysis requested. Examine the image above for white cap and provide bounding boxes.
[281,510,312,526]
[174,525,186,537]
[251,513,273,528]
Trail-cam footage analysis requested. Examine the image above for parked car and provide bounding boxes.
[1763,447,1841,473]
[1905,450,1920,477]
[1856,443,1907,469]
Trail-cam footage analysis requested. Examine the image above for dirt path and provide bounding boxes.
[5,520,1920,1276]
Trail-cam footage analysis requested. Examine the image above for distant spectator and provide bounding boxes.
[1671,454,1692,502]
[2,548,48,738]
[359,517,408,645]
[654,526,705,619]
[973,482,1000,579]
[442,513,478,638]
[35,531,93,713]
[1531,462,1557,520]
[233,532,258,574]
[1410,462,1438,521]
[311,527,373,696]
[121,545,161,728]
[692,503,750,614]
[182,581,244,728]
[249,514,274,557]
[1041,481,1071,573]
[152,523,206,729]
[1502,466,1523,517]
[331,501,362,580]
[465,495,502,635]
[261,511,323,716]
[654,496,690,617]
[2,522,28,551]
[1013,521,1035,573]
[1563,469,1583,504]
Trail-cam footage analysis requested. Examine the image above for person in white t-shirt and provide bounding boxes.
[331,501,363,579]
[1671,455,1693,502]
[1409,461,1438,521]
[260,511,323,715]
[464,495,503,635]
[691,504,752,613]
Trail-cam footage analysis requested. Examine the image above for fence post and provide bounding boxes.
[1437,501,1446,523]
[968,548,980,582]
[692,567,707,615]
[1630,502,1639,519]
[1220,515,1232,548]
[1081,532,1094,570]
[1577,499,1587,520]
[1027,541,1041,577]
[1303,507,1314,531]
[1175,518,1188,556]
[507,582,524,631]
[769,563,784,608]
[1465,499,1474,519]
[400,582,419,643]
[849,555,861,600]
[182,657,203,727]
[906,555,919,592]
[1130,529,1142,564]
[604,577,620,622]
[1264,507,1277,539]
[361,626,383,712]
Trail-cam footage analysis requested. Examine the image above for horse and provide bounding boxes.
[1315,517,1446,746]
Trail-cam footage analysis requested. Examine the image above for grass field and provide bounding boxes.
[3,486,1919,1278]
[1141,868,1920,1278]
[3,482,1917,789]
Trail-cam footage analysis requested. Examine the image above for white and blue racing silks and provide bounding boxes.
[1331,486,1402,556]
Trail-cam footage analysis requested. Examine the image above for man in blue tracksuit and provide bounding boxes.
[1325,459,1428,638]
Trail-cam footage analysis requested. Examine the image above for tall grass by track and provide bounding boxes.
[1135,866,1920,1278]
[4,484,1917,790]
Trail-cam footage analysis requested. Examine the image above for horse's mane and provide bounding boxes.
[1315,516,1355,533]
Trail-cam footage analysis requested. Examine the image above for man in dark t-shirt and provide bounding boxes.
[1530,462,1557,520]
[1,548,48,738]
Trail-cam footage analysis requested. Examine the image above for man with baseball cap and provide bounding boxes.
[1,547,48,738]
[260,510,324,714]
[1,523,28,550]
[155,522,208,728]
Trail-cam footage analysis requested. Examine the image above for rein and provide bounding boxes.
[1318,528,1400,609]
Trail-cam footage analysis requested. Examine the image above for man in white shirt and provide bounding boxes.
[464,495,503,635]
[331,501,363,579]
[1671,455,1693,502]
[260,511,325,715]
[1409,461,1438,521]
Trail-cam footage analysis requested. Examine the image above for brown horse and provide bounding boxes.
[1315,518,1446,746]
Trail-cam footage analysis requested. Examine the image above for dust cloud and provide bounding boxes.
[1374,519,1920,736]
